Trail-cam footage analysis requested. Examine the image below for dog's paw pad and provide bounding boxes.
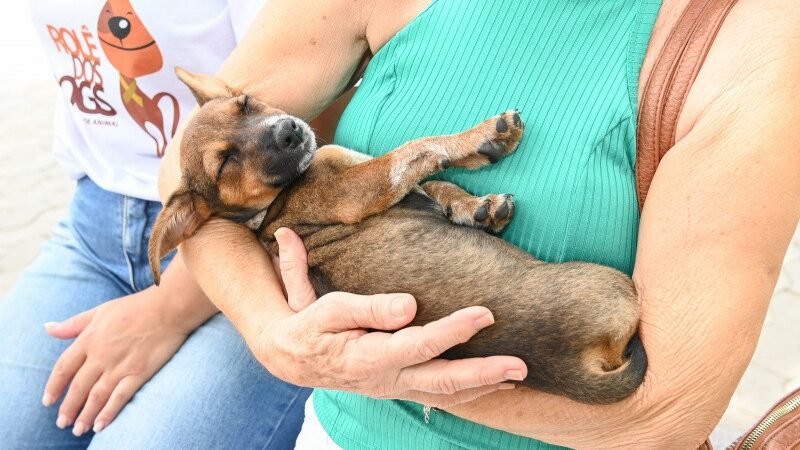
[512,111,522,127]
[496,116,508,133]
[495,197,511,220]
[478,141,506,164]
[484,194,514,231]
[454,194,515,232]
[476,110,524,165]
[473,204,489,222]
[495,110,524,140]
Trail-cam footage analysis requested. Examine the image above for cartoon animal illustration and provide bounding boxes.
[97,0,179,156]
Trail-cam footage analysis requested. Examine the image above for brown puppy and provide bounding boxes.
[150,69,646,405]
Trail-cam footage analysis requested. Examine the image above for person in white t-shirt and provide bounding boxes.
[0,1,311,447]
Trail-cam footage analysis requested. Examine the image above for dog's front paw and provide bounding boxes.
[477,110,524,163]
[448,193,515,233]
[451,110,525,169]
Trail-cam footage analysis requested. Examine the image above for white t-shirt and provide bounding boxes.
[30,0,265,200]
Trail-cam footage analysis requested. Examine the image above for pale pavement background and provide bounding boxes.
[1,3,798,449]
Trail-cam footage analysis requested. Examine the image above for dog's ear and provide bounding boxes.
[148,188,210,286]
[175,67,241,105]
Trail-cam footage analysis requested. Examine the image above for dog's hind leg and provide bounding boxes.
[421,181,514,232]
[326,111,524,224]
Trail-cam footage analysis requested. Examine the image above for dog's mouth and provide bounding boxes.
[297,145,315,174]
[296,127,317,173]
[268,145,316,188]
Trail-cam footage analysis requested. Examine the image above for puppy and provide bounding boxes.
[149,68,647,405]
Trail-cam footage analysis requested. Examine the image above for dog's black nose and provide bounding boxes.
[274,118,304,151]
[108,17,132,40]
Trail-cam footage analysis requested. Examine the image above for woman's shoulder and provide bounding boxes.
[675,0,799,142]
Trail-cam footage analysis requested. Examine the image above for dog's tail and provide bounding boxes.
[578,334,648,405]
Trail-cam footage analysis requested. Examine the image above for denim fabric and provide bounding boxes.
[0,177,310,449]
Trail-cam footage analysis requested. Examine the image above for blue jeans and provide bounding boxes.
[0,177,310,449]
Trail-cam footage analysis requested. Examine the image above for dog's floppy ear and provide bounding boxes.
[148,188,210,286]
[175,66,241,105]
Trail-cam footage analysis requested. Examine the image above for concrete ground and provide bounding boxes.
[1,4,798,449]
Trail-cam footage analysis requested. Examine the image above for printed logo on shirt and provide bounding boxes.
[45,0,181,157]
[97,0,179,157]
[46,24,117,117]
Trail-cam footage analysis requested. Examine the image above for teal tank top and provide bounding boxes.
[315,1,662,449]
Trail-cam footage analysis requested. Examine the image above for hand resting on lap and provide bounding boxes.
[42,290,194,436]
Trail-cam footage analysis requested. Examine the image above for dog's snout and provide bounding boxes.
[108,17,132,40]
[274,118,304,151]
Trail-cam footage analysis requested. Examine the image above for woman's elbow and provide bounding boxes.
[605,373,725,449]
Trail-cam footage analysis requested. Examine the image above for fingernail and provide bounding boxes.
[72,421,87,437]
[42,392,54,407]
[498,383,516,390]
[93,421,106,433]
[391,296,409,317]
[274,228,287,243]
[56,414,71,429]
[473,312,495,329]
[504,370,524,381]
[44,322,57,330]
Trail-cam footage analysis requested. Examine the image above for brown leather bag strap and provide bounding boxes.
[635,0,739,209]
[640,3,741,449]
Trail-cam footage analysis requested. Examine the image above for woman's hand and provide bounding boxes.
[41,284,210,436]
[257,228,528,408]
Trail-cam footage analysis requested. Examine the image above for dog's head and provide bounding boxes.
[148,68,316,284]
[97,0,163,78]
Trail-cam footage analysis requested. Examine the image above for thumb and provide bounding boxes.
[44,308,96,339]
[275,228,317,312]
[310,292,418,332]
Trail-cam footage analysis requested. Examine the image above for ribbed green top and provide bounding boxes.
[315,1,662,448]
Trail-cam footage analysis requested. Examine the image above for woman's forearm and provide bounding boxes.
[154,251,219,332]
[177,219,293,348]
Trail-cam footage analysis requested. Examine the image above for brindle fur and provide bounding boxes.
[151,70,647,404]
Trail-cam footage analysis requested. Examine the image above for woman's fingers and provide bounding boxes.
[56,364,102,430]
[275,228,317,311]
[396,356,527,395]
[44,308,97,339]
[309,291,418,332]
[42,346,87,407]
[384,306,497,367]
[402,383,516,409]
[71,377,114,437]
[93,375,144,433]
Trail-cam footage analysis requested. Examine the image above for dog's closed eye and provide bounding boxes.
[237,95,251,115]
[217,148,239,181]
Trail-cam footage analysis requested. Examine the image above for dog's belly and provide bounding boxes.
[301,207,647,405]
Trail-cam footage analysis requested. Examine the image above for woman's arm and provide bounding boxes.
[159,0,527,405]
[446,5,800,448]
